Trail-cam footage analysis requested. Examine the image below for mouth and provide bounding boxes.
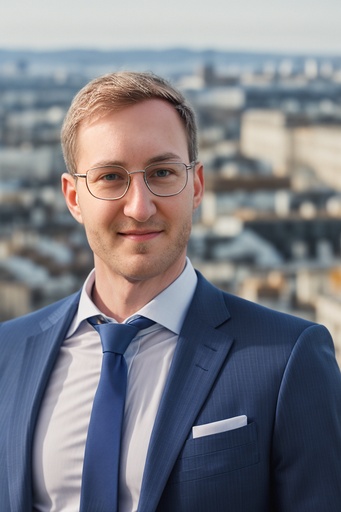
[118,230,162,242]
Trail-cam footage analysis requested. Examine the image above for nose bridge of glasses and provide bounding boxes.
[127,169,146,177]
[126,169,150,196]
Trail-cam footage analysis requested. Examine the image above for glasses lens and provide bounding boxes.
[145,163,188,196]
[87,167,128,199]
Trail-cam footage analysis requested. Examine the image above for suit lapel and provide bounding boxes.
[138,274,234,512]
[7,293,80,512]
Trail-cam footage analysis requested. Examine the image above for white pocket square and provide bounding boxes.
[192,415,247,439]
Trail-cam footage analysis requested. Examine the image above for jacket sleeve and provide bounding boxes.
[271,323,341,511]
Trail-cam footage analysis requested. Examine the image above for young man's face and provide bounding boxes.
[62,99,204,288]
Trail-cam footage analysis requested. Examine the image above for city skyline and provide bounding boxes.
[2,0,341,55]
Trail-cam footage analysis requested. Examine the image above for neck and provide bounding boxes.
[91,260,186,323]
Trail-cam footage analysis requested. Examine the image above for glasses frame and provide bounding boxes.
[73,161,197,201]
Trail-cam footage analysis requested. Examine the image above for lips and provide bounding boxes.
[119,230,162,242]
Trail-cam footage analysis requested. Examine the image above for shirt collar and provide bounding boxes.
[66,258,197,338]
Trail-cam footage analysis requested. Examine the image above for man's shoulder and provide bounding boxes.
[0,291,81,334]
[195,270,314,330]
[194,271,332,365]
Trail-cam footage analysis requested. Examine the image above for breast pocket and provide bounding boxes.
[168,422,259,483]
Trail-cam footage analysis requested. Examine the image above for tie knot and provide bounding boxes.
[88,316,155,354]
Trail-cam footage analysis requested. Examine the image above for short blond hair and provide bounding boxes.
[61,71,198,174]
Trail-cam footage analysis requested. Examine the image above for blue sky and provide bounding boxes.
[2,0,341,54]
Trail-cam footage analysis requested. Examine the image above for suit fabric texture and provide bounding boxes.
[1,271,341,512]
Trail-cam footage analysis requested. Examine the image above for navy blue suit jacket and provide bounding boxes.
[1,272,341,511]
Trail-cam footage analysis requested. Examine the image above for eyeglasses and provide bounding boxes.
[74,161,196,200]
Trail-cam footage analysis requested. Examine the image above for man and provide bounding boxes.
[0,71,340,512]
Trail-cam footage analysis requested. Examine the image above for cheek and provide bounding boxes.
[79,199,118,225]
[181,187,198,217]
[169,199,195,235]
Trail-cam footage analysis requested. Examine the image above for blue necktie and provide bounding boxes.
[80,316,155,512]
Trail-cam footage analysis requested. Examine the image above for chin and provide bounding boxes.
[117,259,171,283]
[114,258,154,279]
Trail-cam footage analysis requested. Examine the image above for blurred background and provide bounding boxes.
[1,0,341,364]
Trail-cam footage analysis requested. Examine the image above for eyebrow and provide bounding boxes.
[90,153,184,169]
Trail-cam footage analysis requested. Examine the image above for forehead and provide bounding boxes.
[80,98,185,133]
[75,99,189,168]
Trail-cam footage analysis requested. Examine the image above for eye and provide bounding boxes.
[92,167,127,183]
[100,172,122,181]
[154,168,171,178]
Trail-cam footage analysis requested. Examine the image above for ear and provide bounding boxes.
[61,173,84,224]
[192,162,204,210]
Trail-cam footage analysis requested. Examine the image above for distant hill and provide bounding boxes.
[1,48,339,78]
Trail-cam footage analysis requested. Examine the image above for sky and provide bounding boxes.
[2,0,341,55]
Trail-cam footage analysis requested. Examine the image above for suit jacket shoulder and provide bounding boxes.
[0,290,81,404]
[0,290,80,335]
[193,270,314,337]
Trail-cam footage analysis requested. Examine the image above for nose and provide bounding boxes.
[123,172,157,222]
